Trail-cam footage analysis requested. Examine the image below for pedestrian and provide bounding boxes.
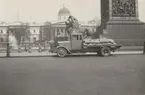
[28,43,32,53]
[38,43,42,53]
[24,44,28,52]
[18,46,21,53]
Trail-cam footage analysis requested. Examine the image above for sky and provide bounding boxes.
[0,0,145,22]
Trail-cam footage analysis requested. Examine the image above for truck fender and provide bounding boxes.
[99,46,110,49]
[56,46,71,54]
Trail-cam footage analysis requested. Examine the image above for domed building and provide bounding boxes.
[47,5,71,40]
[58,5,71,21]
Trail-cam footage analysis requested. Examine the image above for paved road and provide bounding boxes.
[0,55,145,95]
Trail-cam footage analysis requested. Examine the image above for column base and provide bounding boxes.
[103,20,145,46]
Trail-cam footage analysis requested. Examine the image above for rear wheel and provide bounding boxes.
[100,47,111,57]
[57,48,67,57]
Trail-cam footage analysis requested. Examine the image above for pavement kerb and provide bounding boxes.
[0,51,144,58]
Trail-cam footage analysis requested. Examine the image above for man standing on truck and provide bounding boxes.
[65,15,79,35]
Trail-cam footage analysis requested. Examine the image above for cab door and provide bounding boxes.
[71,35,83,50]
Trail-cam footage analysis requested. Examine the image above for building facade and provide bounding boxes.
[0,22,7,43]
[0,22,7,48]
[28,22,41,43]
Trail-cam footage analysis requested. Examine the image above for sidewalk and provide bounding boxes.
[0,51,144,57]
[118,46,143,51]
[113,51,143,55]
[0,52,55,57]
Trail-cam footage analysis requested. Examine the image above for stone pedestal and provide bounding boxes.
[101,0,145,46]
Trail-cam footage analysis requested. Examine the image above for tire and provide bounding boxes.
[100,47,111,57]
[57,48,67,57]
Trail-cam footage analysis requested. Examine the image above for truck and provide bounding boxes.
[49,32,121,57]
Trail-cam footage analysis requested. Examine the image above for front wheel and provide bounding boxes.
[57,48,67,57]
[100,47,111,57]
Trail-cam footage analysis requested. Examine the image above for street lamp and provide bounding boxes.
[143,42,145,54]
[6,27,10,57]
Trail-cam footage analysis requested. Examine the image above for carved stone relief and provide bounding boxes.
[112,0,136,17]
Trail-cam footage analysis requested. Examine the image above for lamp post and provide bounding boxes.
[143,42,145,54]
[6,27,10,57]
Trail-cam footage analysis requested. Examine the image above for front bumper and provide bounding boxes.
[110,45,121,51]
[116,45,121,49]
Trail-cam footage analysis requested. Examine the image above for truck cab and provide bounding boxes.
[70,33,83,50]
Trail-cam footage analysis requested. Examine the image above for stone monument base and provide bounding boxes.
[103,20,145,46]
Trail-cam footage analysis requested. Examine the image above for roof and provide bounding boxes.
[50,20,66,24]
[71,32,82,35]
[28,22,43,26]
[0,21,8,26]
[8,21,25,26]
[58,6,70,15]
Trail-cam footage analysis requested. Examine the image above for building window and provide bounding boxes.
[0,30,3,33]
[33,30,36,33]
[23,37,25,42]
[27,31,31,35]
[33,37,36,42]
[21,36,25,43]
[56,29,60,36]
[61,29,65,36]
[64,16,66,20]
[0,38,4,42]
